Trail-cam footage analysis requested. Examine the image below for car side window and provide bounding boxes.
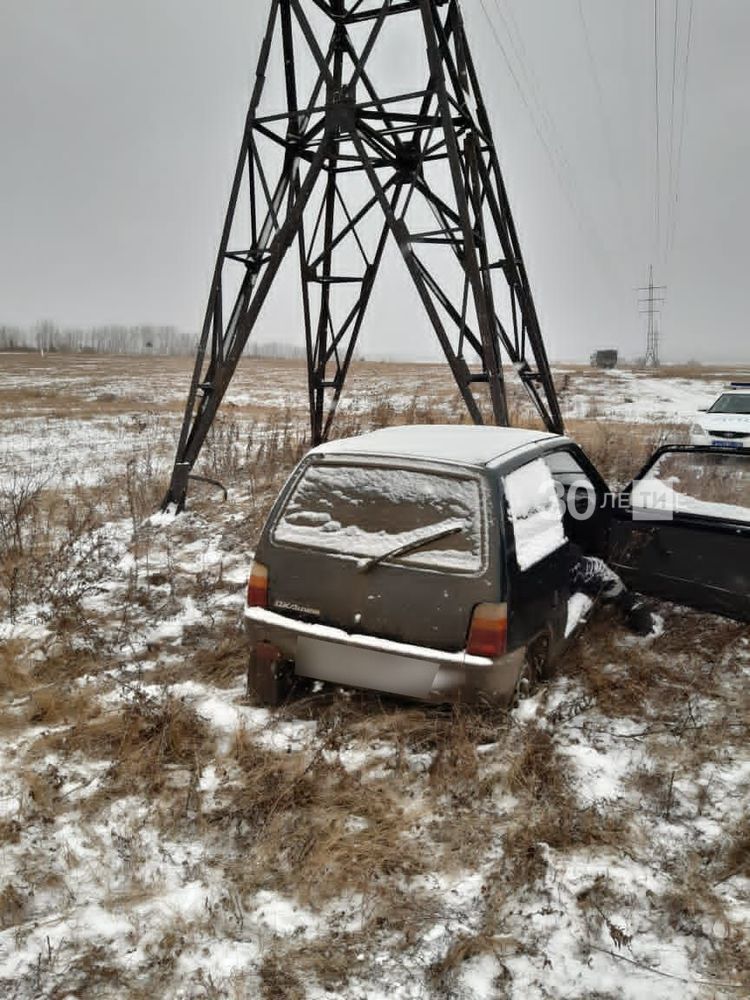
[544,449,598,519]
[631,450,750,523]
[503,458,567,571]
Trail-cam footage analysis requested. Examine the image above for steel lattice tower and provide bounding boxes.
[164,0,563,510]
[638,265,666,368]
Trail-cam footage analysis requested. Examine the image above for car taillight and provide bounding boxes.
[467,603,508,658]
[246,560,269,608]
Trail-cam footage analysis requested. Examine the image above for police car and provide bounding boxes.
[690,383,750,450]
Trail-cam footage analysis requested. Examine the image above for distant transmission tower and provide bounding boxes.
[638,265,666,367]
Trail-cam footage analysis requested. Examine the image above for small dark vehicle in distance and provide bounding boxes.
[590,349,619,369]
[245,426,750,706]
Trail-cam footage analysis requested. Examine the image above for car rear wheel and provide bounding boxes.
[527,633,551,680]
[247,643,295,707]
[510,634,550,708]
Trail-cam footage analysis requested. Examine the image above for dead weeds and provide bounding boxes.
[498,725,632,889]
[0,640,31,696]
[427,931,516,997]
[0,883,28,930]
[258,931,371,995]
[216,727,426,906]
[33,690,210,801]
[561,605,749,723]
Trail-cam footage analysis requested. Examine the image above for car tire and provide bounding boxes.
[247,644,295,707]
[511,634,551,708]
[527,633,552,679]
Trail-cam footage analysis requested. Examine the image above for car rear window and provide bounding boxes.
[272,462,486,572]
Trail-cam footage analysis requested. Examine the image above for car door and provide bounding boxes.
[500,456,571,653]
[539,443,611,558]
[607,446,750,621]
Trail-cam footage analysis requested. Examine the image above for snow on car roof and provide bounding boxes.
[312,424,562,467]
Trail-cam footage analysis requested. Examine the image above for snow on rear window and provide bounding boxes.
[504,459,567,570]
[273,463,484,572]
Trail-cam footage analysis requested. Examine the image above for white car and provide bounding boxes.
[690,383,750,450]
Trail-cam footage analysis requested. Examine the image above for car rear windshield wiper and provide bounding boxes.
[357,521,466,574]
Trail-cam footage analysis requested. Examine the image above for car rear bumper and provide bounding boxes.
[244,606,525,705]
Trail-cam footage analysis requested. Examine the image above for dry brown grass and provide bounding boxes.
[714,815,750,884]
[626,363,749,381]
[0,819,21,845]
[654,861,750,993]
[144,634,249,691]
[258,952,306,1000]
[427,931,517,996]
[421,720,636,992]
[0,883,27,930]
[217,726,426,905]
[284,692,501,755]
[24,683,95,727]
[194,633,248,683]
[0,476,121,636]
[630,764,683,819]
[0,640,31,696]
[496,725,632,891]
[258,931,374,996]
[576,873,634,950]
[561,605,749,721]
[0,384,181,420]
[19,763,73,823]
[659,861,728,937]
[567,418,686,486]
[34,691,210,799]
[32,647,104,687]
[1,648,104,736]
[277,695,507,868]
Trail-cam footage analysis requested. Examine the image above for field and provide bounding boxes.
[0,352,748,999]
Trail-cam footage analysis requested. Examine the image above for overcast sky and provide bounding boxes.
[0,0,747,362]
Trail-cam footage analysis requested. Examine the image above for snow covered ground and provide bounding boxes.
[2,353,748,490]
[0,354,748,997]
[560,369,735,423]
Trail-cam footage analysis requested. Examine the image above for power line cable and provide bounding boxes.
[494,0,619,252]
[666,0,680,255]
[477,0,581,218]
[576,0,638,259]
[493,0,587,206]
[477,0,623,296]
[653,0,662,257]
[477,0,541,134]
[667,0,694,263]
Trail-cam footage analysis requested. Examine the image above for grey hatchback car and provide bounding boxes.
[244,424,750,705]
[245,425,586,706]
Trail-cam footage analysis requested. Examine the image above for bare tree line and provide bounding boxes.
[0,321,196,356]
[0,322,308,359]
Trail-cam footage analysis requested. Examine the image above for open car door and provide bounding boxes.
[608,446,750,622]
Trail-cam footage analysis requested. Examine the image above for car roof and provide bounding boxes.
[311,424,564,468]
